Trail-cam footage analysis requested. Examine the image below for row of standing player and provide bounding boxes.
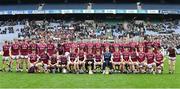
[1,39,176,74]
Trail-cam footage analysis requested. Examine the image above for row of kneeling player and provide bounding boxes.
[26,46,165,74]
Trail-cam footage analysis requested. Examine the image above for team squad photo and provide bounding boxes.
[0,0,180,88]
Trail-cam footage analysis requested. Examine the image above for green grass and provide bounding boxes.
[0,55,180,88]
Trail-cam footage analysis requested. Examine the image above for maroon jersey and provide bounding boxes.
[70,52,77,62]
[3,44,10,56]
[20,43,29,55]
[167,47,176,57]
[122,51,130,61]
[146,52,155,64]
[138,51,146,63]
[113,51,121,62]
[39,53,49,64]
[50,56,57,64]
[47,43,55,56]
[11,43,19,55]
[86,53,94,61]
[38,43,47,55]
[64,42,71,52]
[57,44,64,55]
[78,52,85,61]
[102,42,110,52]
[109,44,115,53]
[79,42,86,51]
[87,43,94,49]
[144,41,152,53]
[130,51,137,62]
[129,42,138,52]
[95,43,102,54]
[29,53,38,63]
[155,52,163,62]
[95,54,102,62]
[153,41,160,48]
[119,43,124,52]
[71,43,78,53]
[59,56,67,64]
[29,43,38,54]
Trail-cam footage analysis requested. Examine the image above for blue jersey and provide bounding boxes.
[103,52,111,61]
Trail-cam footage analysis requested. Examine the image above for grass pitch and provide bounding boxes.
[0,55,180,88]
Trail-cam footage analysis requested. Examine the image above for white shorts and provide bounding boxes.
[139,62,147,67]
[30,63,36,67]
[20,55,28,59]
[43,64,48,70]
[147,63,156,68]
[112,62,121,65]
[11,55,19,60]
[169,57,176,61]
[132,62,138,65]
[68,61,76,65]
[94,62,102,65]
[36,63,48,70]
[3,56,10,61]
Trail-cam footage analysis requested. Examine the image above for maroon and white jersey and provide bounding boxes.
[155,52,163,63]
[129,42,138,52]
[112,51,121,62]
[78,51,85,61]
[63,42,71,52]
[2,44,10,56]
[57,43,64,55]
[86,53,94,61]
[11,43,20,55]
[59,56,67,64]
[138,51,146,63]
[153,41,160,48]
[119,43,124,52]
[50,56,57,64]
[167,47,176,57]
[102,42,110,52]
[69,52,77,62]
[144,41,152,53]
[122,51,130,61]
[130,51,138,62]
[87,43,94,49]
[38,43,47,55]
[79,42,86,51]
[20,43,29,55]
[29,43,38,54]
[94,54,102,62]
[29,53,38,63]
[109,44,115,53]
[47,43,56,56]
[71,43,78,53]
[39,53,49,64]
[146,52,155,64]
